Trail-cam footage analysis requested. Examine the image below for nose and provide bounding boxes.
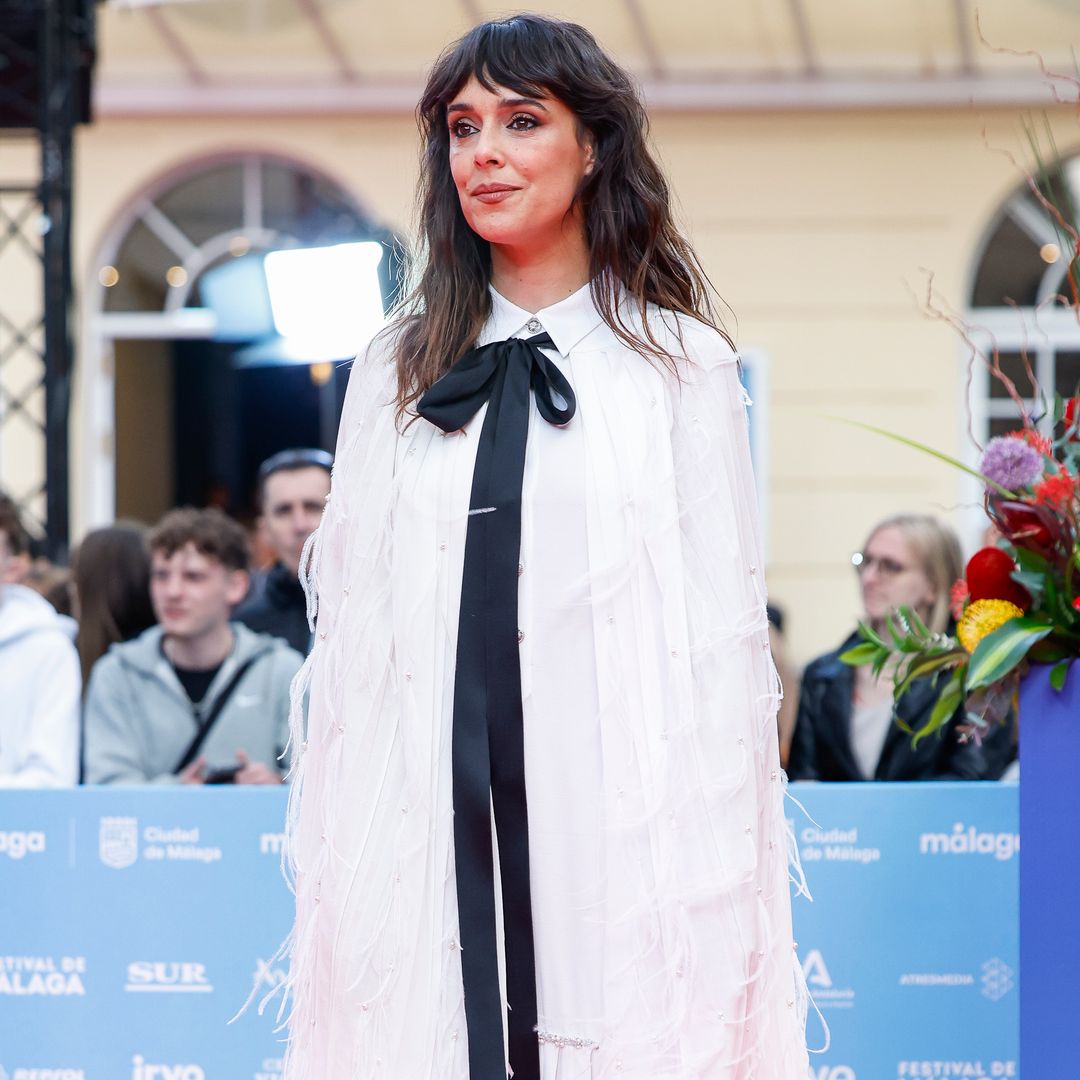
[473,122,504,167]
[292,508,317,536]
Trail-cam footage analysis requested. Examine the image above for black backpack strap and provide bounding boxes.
[174,654,260,774]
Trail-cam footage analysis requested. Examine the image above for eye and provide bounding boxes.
[508,113,538,131]
[450,118,477,139]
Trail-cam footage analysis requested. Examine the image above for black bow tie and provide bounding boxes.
[418,331,575,433]
[417,332,577,1080]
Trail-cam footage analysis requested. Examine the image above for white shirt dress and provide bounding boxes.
[279,284,811,1079]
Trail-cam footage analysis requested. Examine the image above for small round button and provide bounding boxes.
[517,629,525,643]
[526,318,541,332]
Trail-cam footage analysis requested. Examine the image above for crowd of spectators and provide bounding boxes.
[81,507,301,785]
[0,448,331,789]
[0,459,1016,788]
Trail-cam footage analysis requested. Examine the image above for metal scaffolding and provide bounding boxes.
[0,0,96,559]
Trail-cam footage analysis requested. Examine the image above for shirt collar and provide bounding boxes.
[481,281,605,356]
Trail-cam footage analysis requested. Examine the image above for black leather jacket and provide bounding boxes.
[787,630,1015,782]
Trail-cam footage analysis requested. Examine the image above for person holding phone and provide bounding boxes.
[83,507,302,786]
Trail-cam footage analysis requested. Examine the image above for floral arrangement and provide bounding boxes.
[841,409,1080,746]
[839,106,1080,745]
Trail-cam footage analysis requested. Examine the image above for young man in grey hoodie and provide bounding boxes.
[83,507,303,785]
[0,495,81,787]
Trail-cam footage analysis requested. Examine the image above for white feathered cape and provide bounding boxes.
[278,285,811,1079]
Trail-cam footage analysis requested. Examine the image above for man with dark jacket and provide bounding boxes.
[234,448,332,655]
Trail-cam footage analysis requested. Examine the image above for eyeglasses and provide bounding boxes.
[851,552,910,577]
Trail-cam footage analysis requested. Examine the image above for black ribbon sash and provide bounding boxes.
[418,332,576,1080]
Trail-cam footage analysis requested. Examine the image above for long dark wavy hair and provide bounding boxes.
[391,13,728,415]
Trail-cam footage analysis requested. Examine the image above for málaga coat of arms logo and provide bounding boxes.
[99,816,138,869]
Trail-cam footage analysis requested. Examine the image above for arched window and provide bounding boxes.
[82,152,402,527]
[969,152,1080,444]
[97,152,400,317]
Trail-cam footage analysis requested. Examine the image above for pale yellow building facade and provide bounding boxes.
[2,1,1078,667]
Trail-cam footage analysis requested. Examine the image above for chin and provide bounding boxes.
[465,217,523,246]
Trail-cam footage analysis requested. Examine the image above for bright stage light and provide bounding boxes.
[264,241,386,361]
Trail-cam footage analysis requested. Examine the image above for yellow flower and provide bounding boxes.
[957,598,1025,653]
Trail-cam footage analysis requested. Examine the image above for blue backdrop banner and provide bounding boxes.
[0,782,1018,1080]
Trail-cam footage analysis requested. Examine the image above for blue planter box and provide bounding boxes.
[1019,660,1080,1076]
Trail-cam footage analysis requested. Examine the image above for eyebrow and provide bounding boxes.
[446,96,549,116]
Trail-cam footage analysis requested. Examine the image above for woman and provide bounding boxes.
[71,522,156,688]
[281,15,808,1079]
[70,523,156,784]
[787,514,1013,782]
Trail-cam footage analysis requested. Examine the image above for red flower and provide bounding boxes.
[987,497,1072,561]
[1066,397,1080,441]
[1007,428,1053,456]
[1073,596,1080,612]
[964,546,1032,611]
[1033,473,1079,513]
[949,578,971,620]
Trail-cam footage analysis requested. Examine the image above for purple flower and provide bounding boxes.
[979,436,1043,491]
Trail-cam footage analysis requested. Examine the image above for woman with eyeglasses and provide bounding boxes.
[787,513,1013,782]
[278,13,809,1080]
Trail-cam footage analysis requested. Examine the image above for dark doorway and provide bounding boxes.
[171,340,348,520]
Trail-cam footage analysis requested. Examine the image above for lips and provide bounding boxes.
[471,183,519,204]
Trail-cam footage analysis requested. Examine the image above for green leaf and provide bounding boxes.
[905,605,932,641]
[1040,591,1073,632]
[894,652,965,700]
[965,616,1055,691]
[1029,637,1077,664]
[885,618,923,653]
[854,620,887,649]
[889,609,930,652]
[826,416,1019,499]
[1015,547,1050,574]
[912,667,966,747]
[1011,570,1046,605]
[1050,659,1072,691]
[1042,576,1079,628]
[886,617,908,651]
[840,642,880,666]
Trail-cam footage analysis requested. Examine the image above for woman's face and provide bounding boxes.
[447,76,593,252]
[857,525,936,624]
